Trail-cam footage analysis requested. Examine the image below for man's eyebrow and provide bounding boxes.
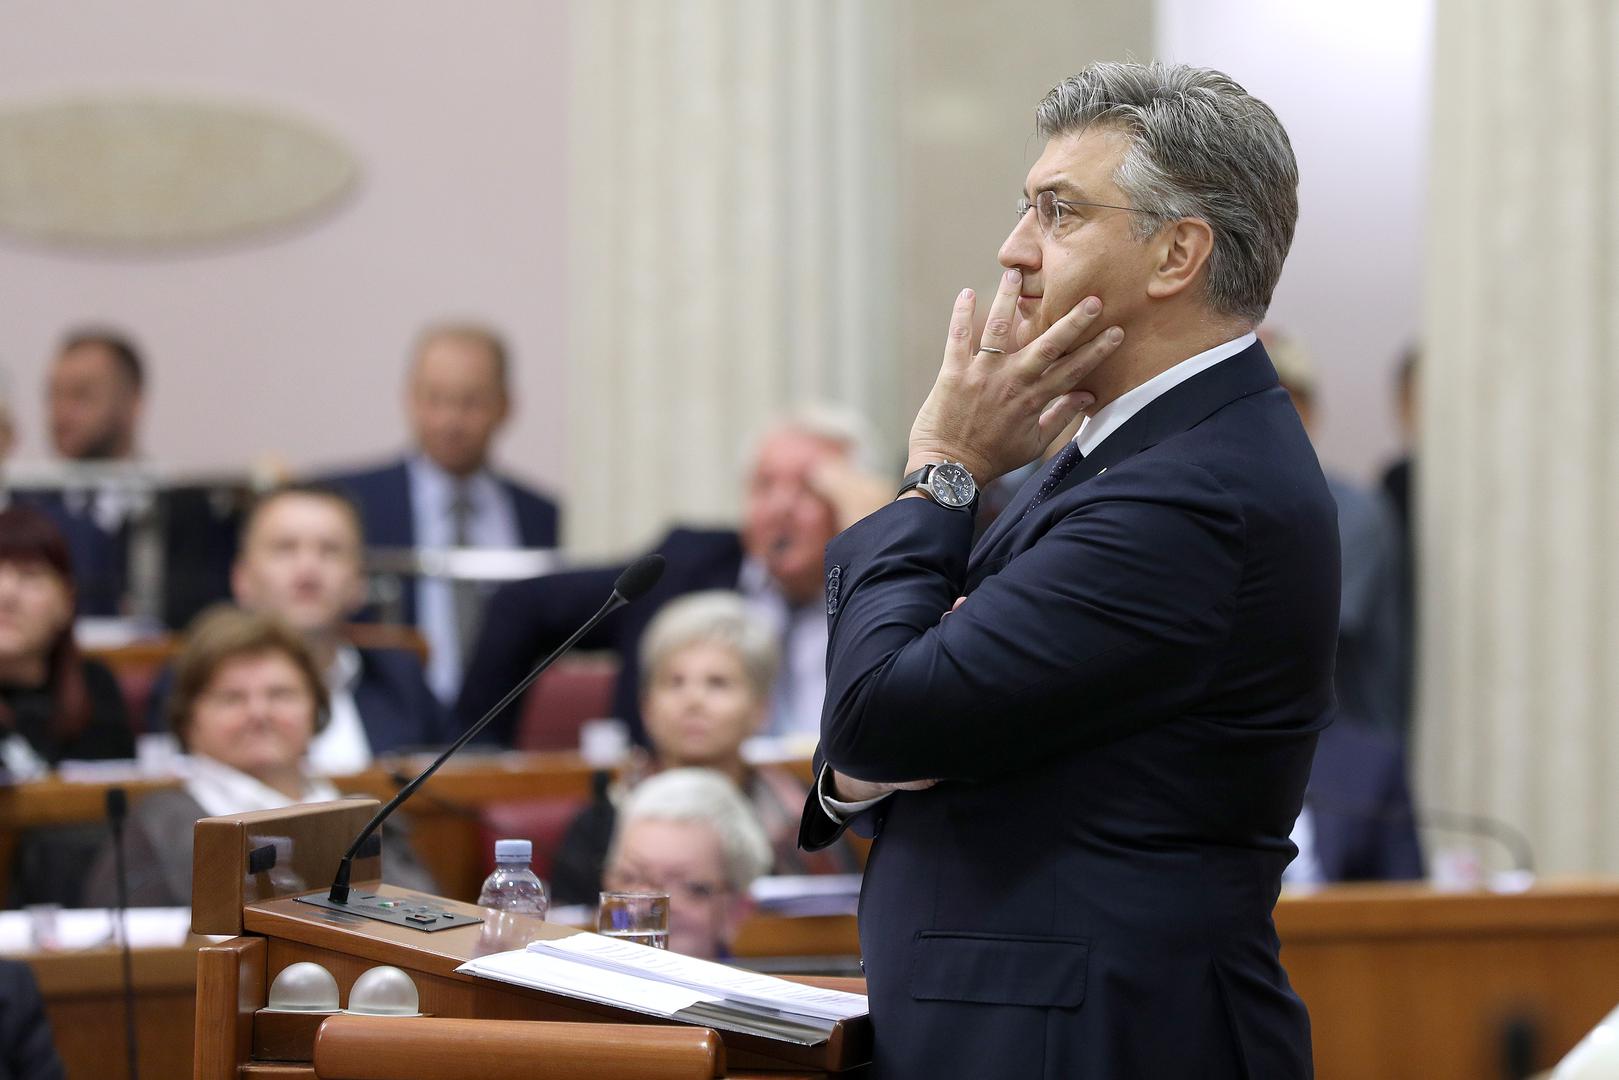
[1022,178,1092,201]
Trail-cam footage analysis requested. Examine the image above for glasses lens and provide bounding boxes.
[1036,191,1059,235]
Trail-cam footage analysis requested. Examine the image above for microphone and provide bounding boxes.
[106,787,140,1080]
[327,554,666,903]
[1305,793,1536,875]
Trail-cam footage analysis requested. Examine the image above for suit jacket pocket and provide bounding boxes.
[910,931,1089,1008]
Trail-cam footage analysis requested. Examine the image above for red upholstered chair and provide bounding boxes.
[512,654,619,751]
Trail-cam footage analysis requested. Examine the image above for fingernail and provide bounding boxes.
[1108,327,1124,343]
[1004,269,1020,287]
[960,288,974,302]
[1083,297,1102,315]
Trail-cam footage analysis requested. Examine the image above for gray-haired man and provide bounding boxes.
[800,62,1332,1078]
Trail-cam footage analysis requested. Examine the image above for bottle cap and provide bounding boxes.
[494,839,533,861]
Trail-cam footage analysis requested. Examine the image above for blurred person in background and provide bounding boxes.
[25,329,148,615]
[458,404,888,745]
[84,607,434,907]
[548,591,859,905]
[601,767,772,961]
[322,323,559,705]
[146,485,449,773]
[0,504,133,777]
[1266,329,1422,884]
[1379,346,1419,723]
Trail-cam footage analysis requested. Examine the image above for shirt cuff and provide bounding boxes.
[817,762,892,821]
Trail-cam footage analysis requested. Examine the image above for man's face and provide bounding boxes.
[232,495,366,637]
[643,642,766,769]
[47,345,140,460]
[998,127,1160,360]
[407,336,509,477]
[741,428,846,605]
[605,818,745,960]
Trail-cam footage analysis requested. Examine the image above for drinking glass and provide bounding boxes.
[596,891,670,949]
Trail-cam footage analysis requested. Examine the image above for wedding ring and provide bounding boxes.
[977,346,1007,355]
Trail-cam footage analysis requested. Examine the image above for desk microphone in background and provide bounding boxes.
[327,553,667,904]
[106,786,139,1080]
[1305,793,1536,878]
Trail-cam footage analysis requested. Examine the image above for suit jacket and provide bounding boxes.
[1326,473,1406,735]
[0,960,63,1080]
[455,529,744,745]
[321,458,561,623]
[146,646,450,755]
[1306,717,1423,883]
[800,342,1337,1079]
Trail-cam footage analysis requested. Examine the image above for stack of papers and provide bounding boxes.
[457,931,867,1045]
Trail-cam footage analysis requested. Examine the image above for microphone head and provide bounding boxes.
[613,554,666,602]
[105,786,128,820]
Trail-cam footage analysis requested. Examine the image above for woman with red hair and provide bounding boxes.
[0,503,133,776]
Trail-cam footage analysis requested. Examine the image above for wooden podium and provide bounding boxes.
[189,800,870,1080]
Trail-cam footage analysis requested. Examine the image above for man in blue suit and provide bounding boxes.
[148,485,450,771]
[322,323,559,703]
[800,63,1335,1077]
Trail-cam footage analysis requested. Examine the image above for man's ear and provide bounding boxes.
[1145,218,1216,301]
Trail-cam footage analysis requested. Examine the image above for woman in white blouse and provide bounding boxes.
[84,606,434,907]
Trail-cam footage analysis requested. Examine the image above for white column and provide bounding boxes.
[1419,0,1619,872]
[565,0,898,554]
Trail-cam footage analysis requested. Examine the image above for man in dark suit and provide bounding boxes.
[799,63,1334,1077]
[456,407,882,744]
[147,485,449,769]
[25,328,148,615]
[321,323,559,703]
[1293,718,1423,884]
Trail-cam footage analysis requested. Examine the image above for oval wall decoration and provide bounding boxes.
[0,95,359,251]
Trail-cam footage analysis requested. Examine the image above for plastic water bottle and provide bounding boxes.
[477,839,549,917]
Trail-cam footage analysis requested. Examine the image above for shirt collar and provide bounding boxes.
[407,453,498,509]
[1073,332,1257,458]
[328,643,362,693]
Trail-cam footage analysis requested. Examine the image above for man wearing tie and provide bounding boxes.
[323,323,559,703]
[801,62,1336,1077]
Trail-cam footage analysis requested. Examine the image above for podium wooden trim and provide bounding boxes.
[310,1016,726,1079]
[192,801,870,1078]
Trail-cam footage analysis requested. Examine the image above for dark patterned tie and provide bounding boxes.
[1019,440,1085,521]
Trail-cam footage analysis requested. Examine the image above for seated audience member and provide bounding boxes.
[322,323,559,703]
[1288,717,1423,885]
[601,768,772,961]
[0,504,133,775]
[24,328,148,615]
[0,959,65,1078]
[1380,345,1420,722]
[549,592,858,905]
[1267,330,1407,735]
[147,485,449,773]
[459,405,885,744]
[85,608,435,907]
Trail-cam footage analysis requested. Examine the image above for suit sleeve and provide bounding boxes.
[0,960,65,1080]
[820,462,1245,783]
[455,563,628,742]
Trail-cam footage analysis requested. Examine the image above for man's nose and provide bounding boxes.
[998,211,1041,274]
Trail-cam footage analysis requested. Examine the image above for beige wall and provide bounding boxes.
[0,0,569,496]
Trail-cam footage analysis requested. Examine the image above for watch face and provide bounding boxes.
[928,462,977,508]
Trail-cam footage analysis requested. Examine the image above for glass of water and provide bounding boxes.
[597,891,670,949]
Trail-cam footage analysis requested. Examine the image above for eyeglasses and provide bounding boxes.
[1015,190,1161,237]
[605,869,728,902]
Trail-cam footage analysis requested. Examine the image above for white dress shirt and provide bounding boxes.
[407,454,521,702]
[822,331,1258,819]
[305,644,372,776]
[738,558,829,738]
[1282,805,1327,888]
